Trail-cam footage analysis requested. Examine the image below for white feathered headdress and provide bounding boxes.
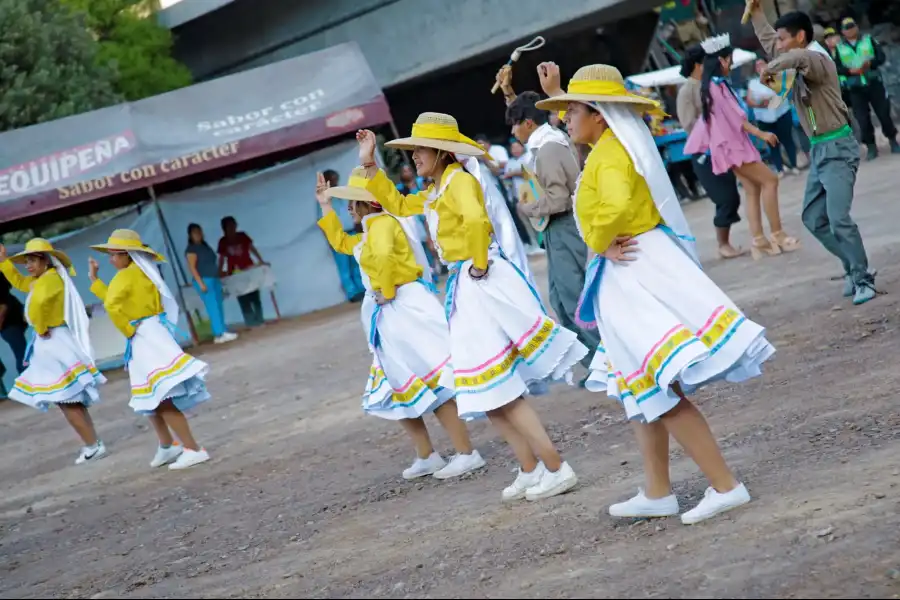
[700,33,731,55]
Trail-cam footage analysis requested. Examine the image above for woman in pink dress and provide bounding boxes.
[685,34,800,259]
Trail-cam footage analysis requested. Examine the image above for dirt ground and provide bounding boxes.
[3,154,900,600]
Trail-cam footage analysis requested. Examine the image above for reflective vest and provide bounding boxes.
[837,35,878,87]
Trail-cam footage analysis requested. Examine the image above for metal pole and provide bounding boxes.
[147,186,199,345]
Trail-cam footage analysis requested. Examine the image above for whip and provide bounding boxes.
[490,36,546,94]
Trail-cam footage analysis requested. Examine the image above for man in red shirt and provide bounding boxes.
[217,216,266,327]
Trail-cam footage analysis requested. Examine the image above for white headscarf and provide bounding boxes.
[593,103,700,265]
[49,256,94,362]
[458,156,535,286]
[394,217,434,285]
[128,251,179,324]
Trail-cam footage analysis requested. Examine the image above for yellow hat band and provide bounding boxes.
[563,78,665,117]
[409,123,485,152]
[105,237,146,249]
[347,175,370,189]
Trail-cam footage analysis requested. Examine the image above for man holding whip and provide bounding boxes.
[494,62,609,374]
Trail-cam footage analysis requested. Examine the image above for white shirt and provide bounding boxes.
[747,78,792,123]
[487,144,509,166]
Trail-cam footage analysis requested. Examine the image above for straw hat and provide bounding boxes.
[10,238,74,273]
[323,166,380,204]
[534,64,662,114]
[90,229,166,262]
[385,112,485,156]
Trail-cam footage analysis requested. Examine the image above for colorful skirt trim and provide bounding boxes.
[9,327,106,411]
[579,228,775,423]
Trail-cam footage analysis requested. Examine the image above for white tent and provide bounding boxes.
[626,48,759,88]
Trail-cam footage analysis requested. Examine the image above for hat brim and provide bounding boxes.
[11,249,73,270]
[535,93,659,113]
[324,185,379,203]
[385,137,485,157]
[90,244,166,263]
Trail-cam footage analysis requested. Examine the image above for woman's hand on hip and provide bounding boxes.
[603,236,639,263]
[373,291,390,306]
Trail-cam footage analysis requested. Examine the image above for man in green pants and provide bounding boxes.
[750,6,876,305]
[834,17,900,160]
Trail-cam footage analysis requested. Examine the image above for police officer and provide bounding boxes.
[834,17,900,160]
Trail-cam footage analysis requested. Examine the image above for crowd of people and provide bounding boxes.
[0,3,883,529]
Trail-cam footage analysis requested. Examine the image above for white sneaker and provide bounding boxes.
[681,483,751,525]
[525,461,578,501]
[402,452,446,480]
[789,167,801,175]
[75,441,107,465]
[502,462,546,502]
[433,450,486,480]
[609,489,680,518]
[168,448,210,470]
[214,332,238,344]
[150,444,183,468]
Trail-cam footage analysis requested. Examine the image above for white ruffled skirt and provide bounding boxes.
[447,250,587,420]
[577,228,775,423]
[9,326,106,411]
[126,315,210,415]
[361,280,456,421]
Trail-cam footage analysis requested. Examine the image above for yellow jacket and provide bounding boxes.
[0,261,64,335]
[576,129,662,253]
[317,211,422,300]
[365,163,494,270]
[90,262,163,338]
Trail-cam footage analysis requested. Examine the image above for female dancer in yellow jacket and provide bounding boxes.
[88,230,211,470]
[316,168,484,480]
[537,64,774,524]
[0,239,107,464]
[358,115,587,502]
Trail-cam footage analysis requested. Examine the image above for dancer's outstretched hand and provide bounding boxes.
[0,244,7,262]
[356,129,377,165]
[537,62,563,97]
[604,236,638,263]
[761,131,779,147]
[88,256,100,282]
[315,172,331,207]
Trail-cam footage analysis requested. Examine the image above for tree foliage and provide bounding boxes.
[62,0,193,101]
[0,0,121,132]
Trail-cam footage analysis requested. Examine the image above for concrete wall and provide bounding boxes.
[169,0,663,88]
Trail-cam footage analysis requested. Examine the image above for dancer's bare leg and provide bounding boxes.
[59,403,98,446]
[735,161,782,233]
[433,400,474,454]
[398,417,435,459]
[659,398,738,493]
[632,420,672,498]
[148,414,175,446]
[155,399,200,451]
[493,397,561,471]
[734,171,764,239]
[488,402,539,472]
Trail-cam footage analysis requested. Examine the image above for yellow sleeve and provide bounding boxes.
[104,274,136,338]
[448,174,492,271]
[365,169,429,216]
[365,220,400,300]
[585,161,633,253]
[90,279,109,301]
[31,277,63,335]
[0,260,34,293]
[317,210,361,255]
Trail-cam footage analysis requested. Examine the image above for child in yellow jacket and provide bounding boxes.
[0,239,107,465]
[89,229,210,470]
